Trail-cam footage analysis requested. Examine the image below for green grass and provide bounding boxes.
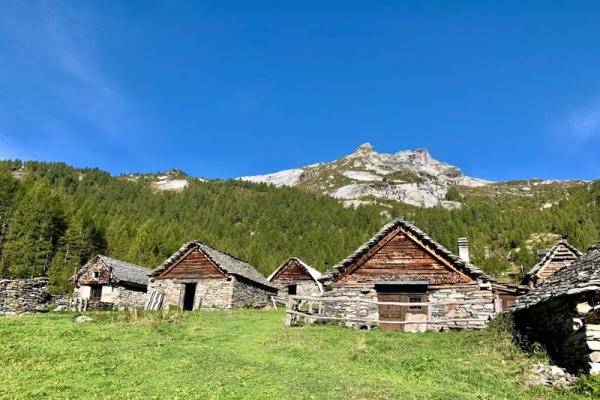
[0,309,590,400]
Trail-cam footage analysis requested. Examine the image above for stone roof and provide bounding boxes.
[522,240,582,285]
[77,255,151,286]
[267,257,323,292]
[319,217,493,283]
[152,241,277,290]
[510,243,600,312]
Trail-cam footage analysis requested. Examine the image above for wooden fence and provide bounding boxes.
[285,295,489,331]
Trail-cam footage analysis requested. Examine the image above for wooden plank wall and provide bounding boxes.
[272,260,314,285]
[159,250,227,280]
[537,245,580,283]
[341,233,466,284]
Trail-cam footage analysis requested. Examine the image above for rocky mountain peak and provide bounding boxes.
[413,148,431,164]
[239,143,491,209]
[353,143,376,155]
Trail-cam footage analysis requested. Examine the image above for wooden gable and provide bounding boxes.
[335,227,473,285]
[535,244,580,284]
[270,259,315,285]
[157,248,227,280]
[78,257,110,285]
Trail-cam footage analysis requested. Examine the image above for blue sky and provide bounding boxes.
[1,1,600,181]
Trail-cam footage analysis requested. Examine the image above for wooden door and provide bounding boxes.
[378,292,427,332]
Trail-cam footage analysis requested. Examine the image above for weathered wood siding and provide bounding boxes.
[338,232,471,285]
[77,258,110,285]
[158,250,227,280]
[271,261,314,285]
[537,245,580,284]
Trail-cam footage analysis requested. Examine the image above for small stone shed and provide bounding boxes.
[267,257,322,300]
[148,241,278,310]
[521,240,582,288]
[73,255,151,308]
[318,217,497,332]
[509,243,600,374]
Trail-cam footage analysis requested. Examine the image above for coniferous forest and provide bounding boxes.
[0,160,599,294]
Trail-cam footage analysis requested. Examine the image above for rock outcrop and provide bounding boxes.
[239,143,490,208]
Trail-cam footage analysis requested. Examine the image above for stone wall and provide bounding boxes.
[231,276,276,308]
[512,294,600,374]
[0,278,50,315]
[148,276,276,310]
[320,283,494,331]
[429,286,494,330]
[148,277,235,310]
[73,284,149,309]
[112,287,149,309]
[273,281,321,302]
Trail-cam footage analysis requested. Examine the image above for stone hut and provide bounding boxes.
[318,217,497,332]
[148,241,278,310]
[73,255,151,309]
[509,243,600,374]
[268,257,322,301]
[521,240,582,288]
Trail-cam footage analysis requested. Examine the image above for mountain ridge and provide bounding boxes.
[239,143,491,208]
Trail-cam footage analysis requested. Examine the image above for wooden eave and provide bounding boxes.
[334,226,474,284]
[155,245,228,280]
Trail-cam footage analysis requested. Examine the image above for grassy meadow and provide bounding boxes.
[0,309,594,400]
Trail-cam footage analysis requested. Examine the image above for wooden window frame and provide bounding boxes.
[91,285,102,300]
[408,295,423,310]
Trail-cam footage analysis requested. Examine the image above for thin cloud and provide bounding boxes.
[557,101,600,142]
[0,1,145,161]
[0,134,42,161]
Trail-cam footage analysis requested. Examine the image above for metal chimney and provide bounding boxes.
[458,237,470,263]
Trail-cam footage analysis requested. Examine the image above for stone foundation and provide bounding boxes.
[321,283,494,331]
[0,278,50,315]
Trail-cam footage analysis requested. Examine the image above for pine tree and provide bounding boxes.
[1,183,66,278]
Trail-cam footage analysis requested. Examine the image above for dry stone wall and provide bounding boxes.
[321,284,494,331]
[148,276,276,310]
[513,295,600,374]
[0,278,50,315]
[112,287,148,309]
[148,278,235,309]
[231,276,276,308]
[273,281,320,302]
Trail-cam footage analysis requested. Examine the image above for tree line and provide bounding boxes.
[0,160,598,293]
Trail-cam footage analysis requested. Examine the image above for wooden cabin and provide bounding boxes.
[318,218,497,332]
[521,240,582,288]
[510,243,600,374]
[73,255,151,309]
[148,241,277,310]
[268,257,322,300]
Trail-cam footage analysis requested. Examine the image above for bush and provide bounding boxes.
[571,374,600,397]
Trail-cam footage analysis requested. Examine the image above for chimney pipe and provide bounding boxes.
[458,237,469,263]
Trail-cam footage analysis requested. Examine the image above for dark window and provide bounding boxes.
[91,286,102,300]
[93,271,99,279]
[409,295,423,310]
[288,285,297,295]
